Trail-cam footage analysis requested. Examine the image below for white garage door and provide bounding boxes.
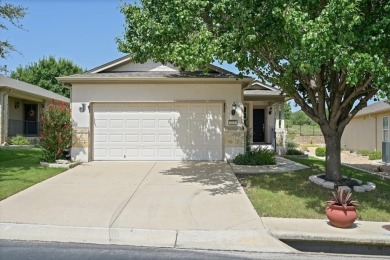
[93,103,223,161]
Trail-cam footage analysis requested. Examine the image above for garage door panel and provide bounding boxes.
[125,119,140,128]
[142,119,156,128]
[125,148,140,158]
[93,103,222,161]
[125,134,140,143]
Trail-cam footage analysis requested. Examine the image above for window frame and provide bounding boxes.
[383,116,389,142]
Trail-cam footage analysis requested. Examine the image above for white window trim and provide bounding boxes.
[383,116,389,142]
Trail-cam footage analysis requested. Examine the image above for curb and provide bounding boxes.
[0,223,295,253]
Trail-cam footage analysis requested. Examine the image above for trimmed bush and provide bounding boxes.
[9,135,30,145]
[315,147,326,157]
[286,148,304,155]
[40,101,72,162]
[233,148,276,165]
[368,151,382,160]
[286,140,298,149]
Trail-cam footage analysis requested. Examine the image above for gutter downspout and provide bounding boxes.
[369,113,377,151]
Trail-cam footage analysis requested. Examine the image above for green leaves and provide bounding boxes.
[0,1,27,71]
[117,0,390,115]
[10,56,84,98]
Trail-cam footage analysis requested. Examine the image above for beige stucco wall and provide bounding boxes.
[341,111,390,151]
[71,82,245,161]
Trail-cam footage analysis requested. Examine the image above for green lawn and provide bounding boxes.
[240,157,390,222]
[0,148,66,200]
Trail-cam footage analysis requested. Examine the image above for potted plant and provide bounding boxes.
[326,189,358,228]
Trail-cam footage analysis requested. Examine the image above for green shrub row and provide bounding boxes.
[368,151,382,160]
[286,148,304,155]
[9,135,30,145]
[286,140,298,149]
[233,148,276,165]
[315,147,326,157]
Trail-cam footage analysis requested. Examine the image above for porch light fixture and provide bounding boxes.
[15,101,20,109]
[269,107,273,115]
[231,102,237,116]
[79,103,87,113]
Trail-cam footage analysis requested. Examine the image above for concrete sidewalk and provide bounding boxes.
[262,217,390,245]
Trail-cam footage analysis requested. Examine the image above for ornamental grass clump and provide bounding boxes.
[40,101,72,162]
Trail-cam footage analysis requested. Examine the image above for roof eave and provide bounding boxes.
[56,76,253,85]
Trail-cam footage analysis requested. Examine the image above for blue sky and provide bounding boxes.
[3,0,131,72]
[2,0,239,74]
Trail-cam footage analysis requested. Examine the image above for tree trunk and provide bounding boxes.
[322,130,342,182]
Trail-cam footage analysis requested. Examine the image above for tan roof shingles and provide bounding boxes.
[355,101,390,117]
[0,75,69,103]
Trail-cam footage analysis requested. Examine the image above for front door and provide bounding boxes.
[253,109,265,143]
[24,104,38,135]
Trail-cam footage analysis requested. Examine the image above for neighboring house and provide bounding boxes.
[341,101,390,152]
[0,75,70,144]
[57,56,288,162]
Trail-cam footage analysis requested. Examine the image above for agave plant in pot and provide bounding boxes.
[326,189,358,228]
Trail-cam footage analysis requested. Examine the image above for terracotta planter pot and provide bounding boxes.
[325,204,358,228]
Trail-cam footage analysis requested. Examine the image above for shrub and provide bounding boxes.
[357,150,370,156]
[9,135,30,145]
[315,147,326,157]
[286,140,298,149]
[368,151,382,160]
[233,148,276,165]
[40,101,72,162]
[286,148,304,155]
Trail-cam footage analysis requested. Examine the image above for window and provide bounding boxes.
[384,117,389,142]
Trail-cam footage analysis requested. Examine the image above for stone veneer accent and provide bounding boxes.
[72,127,90,148]
[224,128,245,147]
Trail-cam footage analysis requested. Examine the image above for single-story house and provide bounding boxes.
[0,75,70,144]
[57,56,288,162]
[341,101,390,152]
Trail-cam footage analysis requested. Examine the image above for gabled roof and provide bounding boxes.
[57,55,253,86]
[355,101,390,117]
[0,75,69,103]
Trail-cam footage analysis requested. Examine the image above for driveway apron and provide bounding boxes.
[0,161,293,252]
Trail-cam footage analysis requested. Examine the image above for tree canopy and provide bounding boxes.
[0,1,27,72]
[291,110,315,126]
[117,0,390,181]
[11,56,84,98]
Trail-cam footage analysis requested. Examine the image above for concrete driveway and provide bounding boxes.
[0,161,293,252]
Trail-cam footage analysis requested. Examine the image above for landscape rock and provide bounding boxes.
[322,181,335,189]
[337,186,351,193]
[313,177,326,185]
[351,178,363,185]
[362,184,374,192]
[367,182,376,190]
[353,186,366,192]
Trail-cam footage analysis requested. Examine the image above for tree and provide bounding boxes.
[117,0,390,181]
[291,110,315,126]
[11,56,84,97]
[284,102,292,121]
[0,1,27,72]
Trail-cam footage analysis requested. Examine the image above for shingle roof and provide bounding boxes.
[58,71,241,79]
[355,101,390,117]
[0,75,69,103]
[244,89,283,96]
